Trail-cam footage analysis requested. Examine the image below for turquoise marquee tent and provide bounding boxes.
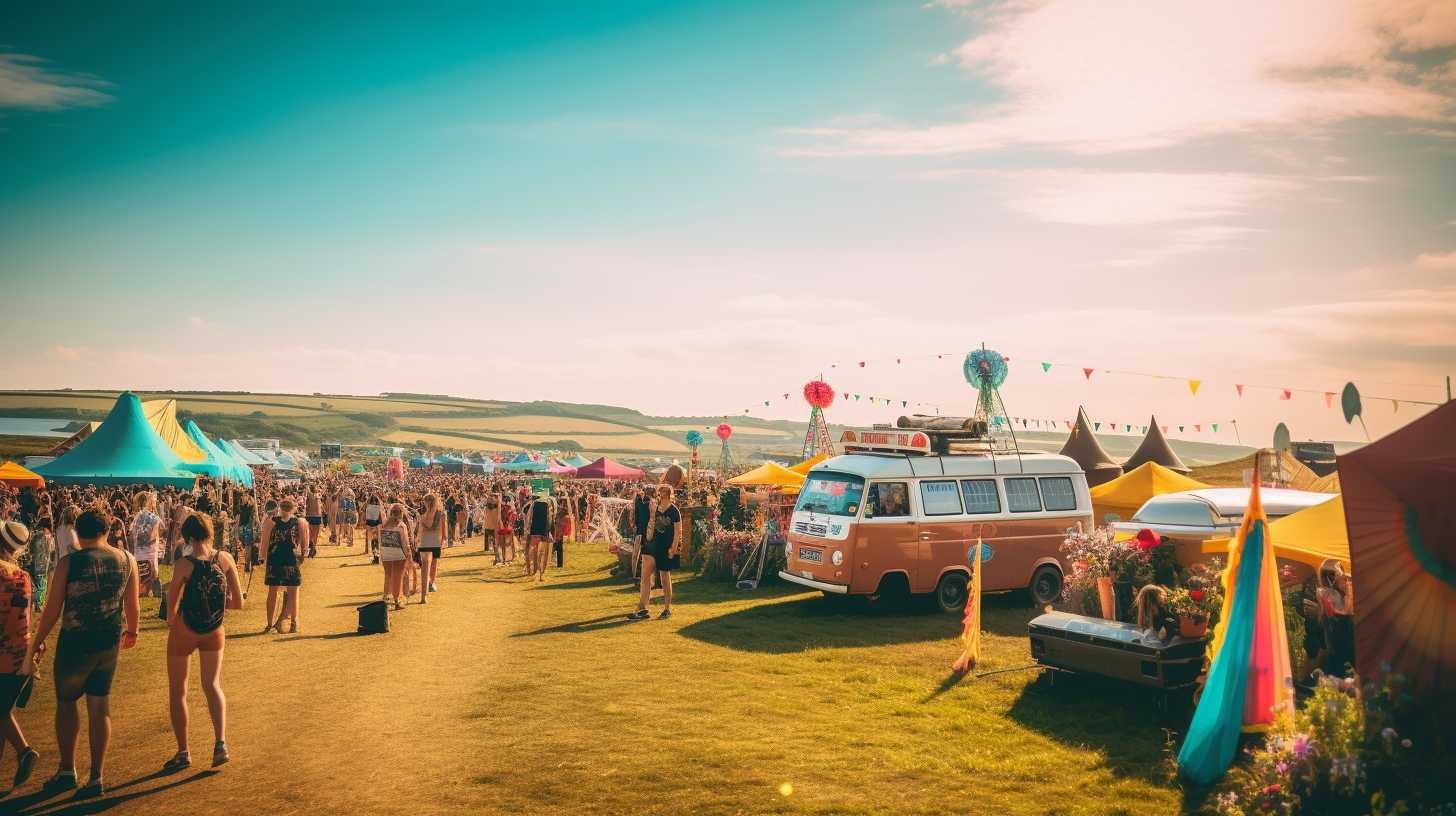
[33,392,198,487]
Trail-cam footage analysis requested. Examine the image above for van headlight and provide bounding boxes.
[831,550,844,566]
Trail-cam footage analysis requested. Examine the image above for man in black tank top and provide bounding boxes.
[27,507,140,799]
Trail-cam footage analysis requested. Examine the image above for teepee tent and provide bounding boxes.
[562,454,592,469]
[1059,406,1123,487]
[224,439,271,467]
[142,399,208,463]
[1121,416,1191,474]
[33,393,199,487]
[183,421,250,485]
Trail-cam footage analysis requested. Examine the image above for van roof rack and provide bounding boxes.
[840,415,1023,457]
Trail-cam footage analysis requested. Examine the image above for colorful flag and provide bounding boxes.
[1083,368,1094,380]
[1041,362,1052,372]
[1188,379,1201,396]
[1324,392,1334,409]
[1195,424,1202,433]
[1236,384,1245,397]
[1178,473,1293,784]
[951,539,983,673]
[1280,389,1292,400]
[1212,423,1219,433]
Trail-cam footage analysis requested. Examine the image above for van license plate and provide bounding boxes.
[798,547,823,564]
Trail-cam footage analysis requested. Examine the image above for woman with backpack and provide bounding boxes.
[161,514,243,773]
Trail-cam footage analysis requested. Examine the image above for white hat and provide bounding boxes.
[0,521,29,553]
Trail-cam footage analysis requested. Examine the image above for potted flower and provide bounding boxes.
[1168,580,1222,639]
[1061,525,1117,619]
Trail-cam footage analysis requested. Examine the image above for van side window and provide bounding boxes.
[1005,478,1042,513]
[959,479,1001,514]
[1038,477,1078,512]
[865,482,911,518]
[919,480,962,516]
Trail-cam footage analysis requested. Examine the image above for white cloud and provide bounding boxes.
[0,53,112,111]
[1003,171,1293,225]
[1415,250,1456,270]
[1104,225,1265,268]
[786,0,1456,157]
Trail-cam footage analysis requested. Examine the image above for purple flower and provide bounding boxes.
[1292,735,1311,757]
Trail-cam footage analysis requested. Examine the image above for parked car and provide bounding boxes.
[1113,487,1337,570]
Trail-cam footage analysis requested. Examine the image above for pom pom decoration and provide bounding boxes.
[716,423,733,441]
[963,348,1008,391]
[685,430,704,448]
[803,379,835,409]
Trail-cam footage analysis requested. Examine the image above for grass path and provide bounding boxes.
[3,533,1190,815]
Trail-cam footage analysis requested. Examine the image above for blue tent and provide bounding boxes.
[183,421,251,485]
[224,439,270,467]
[210,434,254,486]
[33,392,199,487]
[499,458,548,472]
[409,457,432,469]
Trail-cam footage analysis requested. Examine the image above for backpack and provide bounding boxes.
[357,600,389,634]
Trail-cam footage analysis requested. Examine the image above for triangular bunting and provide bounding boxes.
[1280,389,1292,400]
[1188,379,1201,396]
[1323,392,1334,409]
[1235,384,1244,397]
[1041,362,1052,372]
[1083,368,1094,380]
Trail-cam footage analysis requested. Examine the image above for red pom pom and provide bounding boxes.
[802,380,835,409]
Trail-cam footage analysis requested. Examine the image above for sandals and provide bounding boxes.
[161,751,191,774]
[627,608,650,621]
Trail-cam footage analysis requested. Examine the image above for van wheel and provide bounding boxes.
[934,572,969,614]
[1028,565,1064,606]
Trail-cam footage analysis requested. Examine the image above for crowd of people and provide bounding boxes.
[0,462,692,799]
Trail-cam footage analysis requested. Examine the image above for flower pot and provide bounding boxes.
[1178,613,1208,639]
[1097,576,1115,620]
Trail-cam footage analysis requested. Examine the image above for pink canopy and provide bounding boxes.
[547,458,577,475]
[573,456,645,480]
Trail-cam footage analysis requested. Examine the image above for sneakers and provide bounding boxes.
[75,775,105,799]
[658,609,672,620]
[212,741,230,768]
[161,751,191,775]
[429,582,437,593]
[14,747,38,787]
[42,770,77,794]
[627,608,650,621]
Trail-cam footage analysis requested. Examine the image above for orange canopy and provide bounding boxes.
[0,461,45,488]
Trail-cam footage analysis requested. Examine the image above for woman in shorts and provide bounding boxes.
[258,500,303,634]
[162,515,243,772]
[629,484,681,621]
[0,521,40,788]
[377,504,413,609]
[415,494,444,600]
[363,494,384,561]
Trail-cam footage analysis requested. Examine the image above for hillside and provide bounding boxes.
[0,389,1272,466]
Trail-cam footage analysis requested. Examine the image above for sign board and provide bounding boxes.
[530,477,554,496]
[839,429,930,455]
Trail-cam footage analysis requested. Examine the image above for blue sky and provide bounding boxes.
[2,1,1453,443]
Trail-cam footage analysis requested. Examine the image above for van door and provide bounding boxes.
[915,479,965,593]
[860,481,917,592]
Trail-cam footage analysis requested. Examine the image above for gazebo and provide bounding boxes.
[574,457,645,480]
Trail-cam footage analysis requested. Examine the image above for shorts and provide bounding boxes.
[0,673,27,715]
[417,546,441,562]
[306,515,323,526]
[342,511,358,525]
[645,541,680,572]
[366,519,382,528]
[495,528,511,537]
[265,563,302,587]
[54,644,120,701]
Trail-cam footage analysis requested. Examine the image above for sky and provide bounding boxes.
[1,0,1453,445]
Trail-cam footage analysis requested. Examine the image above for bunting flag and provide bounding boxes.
[1065,421,1073,430]
[1236,384,1245,397]
[1083,368,1094,380]
[1212,423,1218,433]
[951,539,984,674]
[1280,389,1292,400]
[1393,400,1400,412]
[1188,379,1201,396]
[1195,424,1202,433]
[1094,422,1101,431]
[858,361,865,367]
[1041,362,1052,372]
[1164,425,1170,433]
[1178,426,1184,433]
[1323,392,1335,409]
[1177,475,1293,783]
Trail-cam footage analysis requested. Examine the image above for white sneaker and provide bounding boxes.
[429,582,437,592]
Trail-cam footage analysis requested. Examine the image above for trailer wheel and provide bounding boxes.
[934,571,969,614]
[1028,565,1064,606]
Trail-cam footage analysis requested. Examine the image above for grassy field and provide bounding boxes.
[424,416,638,433]
[381,431,527,451]
[1,533,1191,815]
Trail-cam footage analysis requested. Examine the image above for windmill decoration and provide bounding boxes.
[963,345,1016,449]
[801,378,836,459]
[716,422,735,473]
[685,430,704,481]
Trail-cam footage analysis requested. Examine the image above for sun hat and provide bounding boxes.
[0,521,30,554]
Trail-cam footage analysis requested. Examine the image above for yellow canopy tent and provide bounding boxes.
[0,461,45,488]
[1203,494,1348,570]
[726,462,806,493]
[1090,461,1209,523]
[787,452,829,475]
[142,399,208,464]
[43,399,206,463]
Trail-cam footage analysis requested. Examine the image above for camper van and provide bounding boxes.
[780,426,1093,612]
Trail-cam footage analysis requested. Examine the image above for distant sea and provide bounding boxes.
[0,417,77,438]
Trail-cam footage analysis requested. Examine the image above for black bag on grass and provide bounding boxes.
[357,600,389,634]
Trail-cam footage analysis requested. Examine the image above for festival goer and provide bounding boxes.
[497,495,516,565]
[478,493,500,563]
[552,496,572,569]
[1316,559,1355,676]
[129,493,163,599]
[1134,584,1176,642]
[525,492,554,582]
[55,505,79,561]
[258,499,304,634]
[161,514,243,772]
[29,507,140,798]
[378,504,413,610]
[416,494,444,599]
[363,493,384,562]
[303,487,323,558]
[335,488,357,551]
[629,484,681,621]
[0,521,39,788]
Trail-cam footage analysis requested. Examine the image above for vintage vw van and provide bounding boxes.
[779,429,1093,612]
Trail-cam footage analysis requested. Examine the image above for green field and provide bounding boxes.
[1,536,1192,815]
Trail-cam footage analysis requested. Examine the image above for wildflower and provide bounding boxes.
[1275,761,1289,775]
[1381,727,1397,741]
[1401,738,1412,749]
[1291,735,1311,757]
[1190,589,1205,601]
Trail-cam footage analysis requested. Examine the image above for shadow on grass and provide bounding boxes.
[277,631,368,642]
[678,593,952,653]
[1004,670,1181,788]
[920,670,969,703]
[10,769,216,816]
[510,614,637,638]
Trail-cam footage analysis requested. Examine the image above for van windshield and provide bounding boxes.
[794,473,865,517]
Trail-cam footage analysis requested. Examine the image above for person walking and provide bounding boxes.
[27,508,140,798]
[26,516,55,611]
[628,484,681,621]
[303,488,323,558]
[415,494,444,600]
[552,496,572,569]
[363,493,384,562]
[0,521,40,789]
[378,504,413,610]
[161,515,243,772]
[129,493,163,599]
[258,499,304,634]
[524,493,554,582]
